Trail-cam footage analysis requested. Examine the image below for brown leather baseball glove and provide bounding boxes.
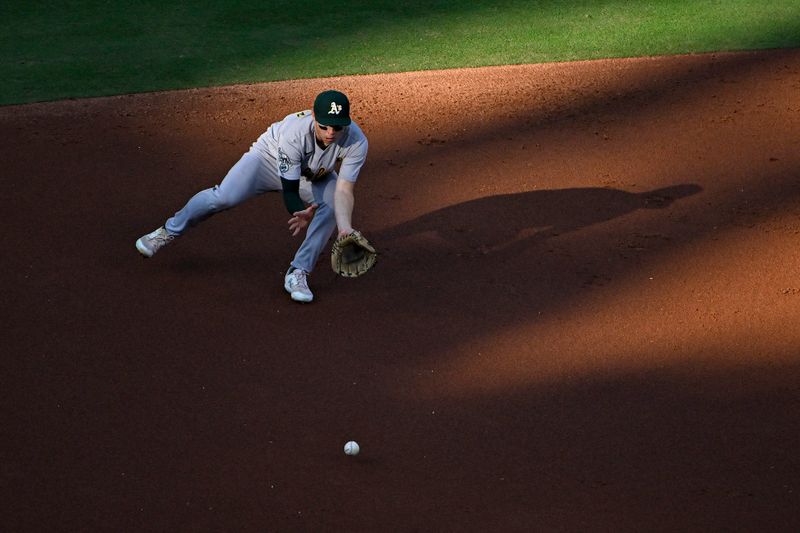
[331,230,377,277]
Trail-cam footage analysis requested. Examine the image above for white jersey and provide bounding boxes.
[252,110,368,183]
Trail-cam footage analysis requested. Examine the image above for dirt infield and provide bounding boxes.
[3,49,800,530]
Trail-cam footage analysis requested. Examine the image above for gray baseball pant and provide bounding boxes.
[164,148,335,273]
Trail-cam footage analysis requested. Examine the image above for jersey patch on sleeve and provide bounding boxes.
[278,147,290,173]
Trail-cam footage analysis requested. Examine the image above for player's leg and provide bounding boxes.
[291,173,338,272]
[164,150,267,234]
[284,173,338,302]
[136,150,265,257]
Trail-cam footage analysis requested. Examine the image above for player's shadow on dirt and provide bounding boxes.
[377,183,702,259]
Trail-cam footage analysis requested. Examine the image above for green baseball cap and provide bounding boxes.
[314,90,351,126]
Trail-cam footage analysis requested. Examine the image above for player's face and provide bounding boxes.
[314,120,344,146]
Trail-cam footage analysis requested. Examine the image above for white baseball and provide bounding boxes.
[343,440,360,456]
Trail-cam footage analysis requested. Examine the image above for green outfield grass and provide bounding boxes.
[1,0,799,105]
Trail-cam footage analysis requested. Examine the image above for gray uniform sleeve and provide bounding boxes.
[338,137,369,183]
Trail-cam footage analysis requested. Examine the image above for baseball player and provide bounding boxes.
[135,90,369,303]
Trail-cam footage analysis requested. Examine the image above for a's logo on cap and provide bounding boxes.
[314,90,351,125]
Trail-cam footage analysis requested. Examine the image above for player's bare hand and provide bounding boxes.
[338,227,354,238]
[288,204,318,236]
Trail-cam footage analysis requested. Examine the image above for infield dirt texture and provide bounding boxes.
[3,49,800,530]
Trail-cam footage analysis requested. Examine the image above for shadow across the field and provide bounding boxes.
[377,184,701,256]
[312,182,705,380]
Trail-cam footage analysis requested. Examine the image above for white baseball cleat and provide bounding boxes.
[284,268,313,303]
[136,226,176,257]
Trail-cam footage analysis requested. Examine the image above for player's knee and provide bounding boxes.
[299,186,314,204]
[209,186,239,211]
[314,202,336,224]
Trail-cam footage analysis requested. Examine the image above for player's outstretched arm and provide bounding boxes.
[334,178,356,236]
